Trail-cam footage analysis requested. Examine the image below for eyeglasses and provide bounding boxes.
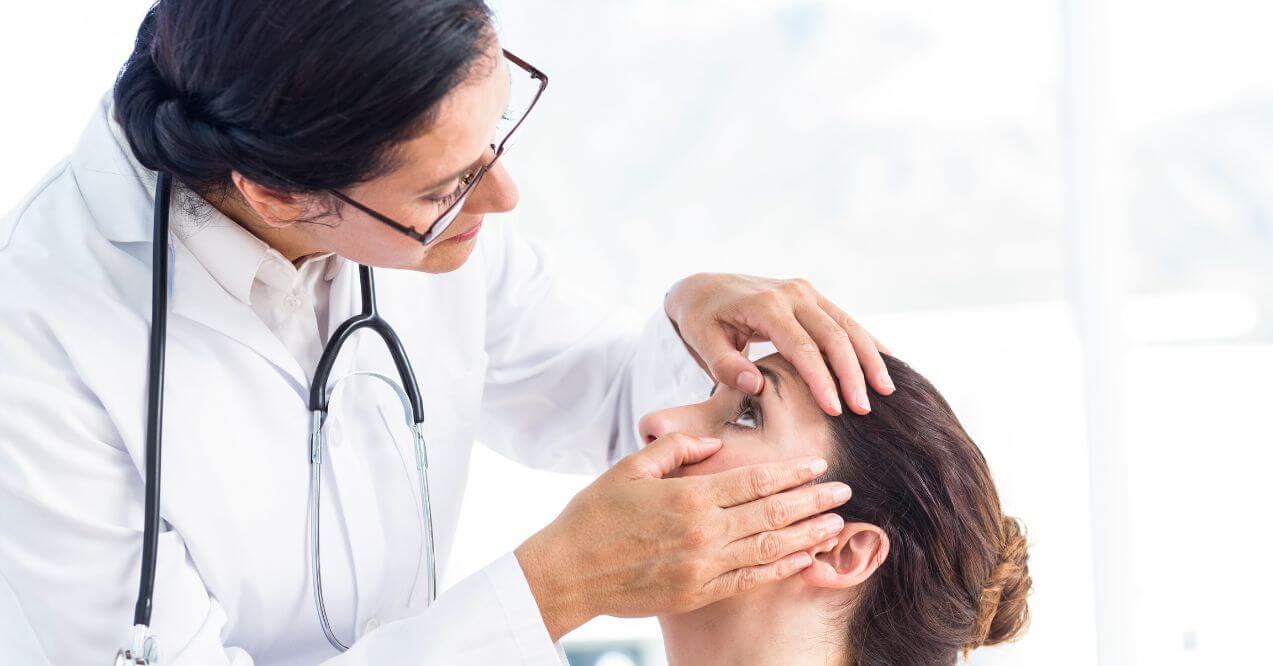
[330,49,547,246]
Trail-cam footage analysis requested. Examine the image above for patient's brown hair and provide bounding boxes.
[826,354,1031,665]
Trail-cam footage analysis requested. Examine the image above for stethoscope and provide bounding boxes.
[115,172,436,664]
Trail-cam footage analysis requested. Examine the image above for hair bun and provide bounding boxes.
[966,515,1032,651]
[112,6,238,188]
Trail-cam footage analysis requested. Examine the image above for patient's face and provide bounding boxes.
[639,355,835,477]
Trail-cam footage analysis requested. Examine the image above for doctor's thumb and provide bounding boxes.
[625,433,723,479]
[711,353,763,396]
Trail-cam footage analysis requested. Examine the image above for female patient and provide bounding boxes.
[639,353,1032,666]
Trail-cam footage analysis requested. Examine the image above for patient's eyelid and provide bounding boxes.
[726,394,761,430]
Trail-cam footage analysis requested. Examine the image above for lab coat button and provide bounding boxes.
[362,617,381,635]
[284,293,302,310]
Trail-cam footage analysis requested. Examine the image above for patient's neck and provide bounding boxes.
[659,576,850,666]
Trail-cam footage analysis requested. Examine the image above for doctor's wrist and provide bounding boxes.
[516,530,595,642]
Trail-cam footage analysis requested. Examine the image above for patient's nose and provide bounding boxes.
[639,405,712,445]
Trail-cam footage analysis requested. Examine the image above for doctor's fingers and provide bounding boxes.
[721,480,853,541]
[704,456,834,508]
[621,432,724,479]
[794,304,892,417]
[815,296,895,391]
[702,551,818,600]
[753,306,848,417]
[719,512,845,572]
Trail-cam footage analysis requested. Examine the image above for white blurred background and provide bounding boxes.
[3,1,1270,664]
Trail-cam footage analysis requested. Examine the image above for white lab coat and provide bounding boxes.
[0,94,712,665]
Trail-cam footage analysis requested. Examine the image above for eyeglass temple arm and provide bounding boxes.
[503,48,547,83]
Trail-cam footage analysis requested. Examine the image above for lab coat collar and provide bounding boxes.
[178,214,271,306]
[69,91,315,391]
[70,92,158,244]
[178,208,343,308]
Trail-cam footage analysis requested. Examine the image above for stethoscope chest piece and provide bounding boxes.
[113,626,160,665]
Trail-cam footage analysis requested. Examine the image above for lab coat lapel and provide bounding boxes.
[71,95,311,394]
[168,238,310,394]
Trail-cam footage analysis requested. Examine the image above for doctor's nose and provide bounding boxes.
[461,151,519,215]
[639,406,707,445]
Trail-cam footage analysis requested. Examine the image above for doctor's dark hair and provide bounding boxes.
[113,0,494,197]
[824,354,1031,665]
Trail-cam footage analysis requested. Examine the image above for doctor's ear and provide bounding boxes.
[230,171,309,228]
[800,521,889,590]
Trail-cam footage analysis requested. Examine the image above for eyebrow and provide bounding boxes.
[758,366,784,400]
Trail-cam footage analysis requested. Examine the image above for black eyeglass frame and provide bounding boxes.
[330,49,547,246]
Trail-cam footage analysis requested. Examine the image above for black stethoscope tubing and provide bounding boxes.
[132,171,427,632]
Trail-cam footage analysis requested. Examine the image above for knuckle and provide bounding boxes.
[757,290,786,311]
[672,560,694,586]
[683,523,712,549]
[782,278,813,298]
[795,336,821,358]
[757,532,783,562]
[817,485,836,509]
[825,326,852,344]
[735,567,759,593]
[763,497,789,529]
[676,487,706,512]
[749,467,778,497]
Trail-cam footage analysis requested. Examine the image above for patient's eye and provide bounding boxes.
[727,394,761,430]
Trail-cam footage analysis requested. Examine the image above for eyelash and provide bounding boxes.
[727,394,762,430]
[432,181,465,209]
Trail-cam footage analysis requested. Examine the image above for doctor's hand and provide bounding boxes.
[664,273,894,416]
[515,433,851,641]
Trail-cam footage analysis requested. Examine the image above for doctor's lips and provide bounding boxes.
[446,220,483,243]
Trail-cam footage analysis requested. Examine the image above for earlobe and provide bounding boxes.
[231,171,307,228]
[800,522,889,590]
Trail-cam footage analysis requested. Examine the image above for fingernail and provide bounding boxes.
[832,483,852,503]
[737,371,762,394]
[856,391,870,413]
[879,371,895,392]
[808,458,828,475]
[792,552,813,569]
[824,389,842,415]
[699,437,722,446]
[817,514,844,538]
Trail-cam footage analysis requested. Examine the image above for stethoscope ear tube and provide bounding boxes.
[135,172,171,628]
[119,172,172,663]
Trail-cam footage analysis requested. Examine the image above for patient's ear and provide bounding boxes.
[800,522,889,589]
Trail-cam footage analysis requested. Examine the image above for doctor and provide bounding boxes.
[0,1,896,664]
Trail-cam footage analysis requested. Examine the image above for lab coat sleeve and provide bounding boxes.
[475,221,715,474]
[0,309,568,665]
